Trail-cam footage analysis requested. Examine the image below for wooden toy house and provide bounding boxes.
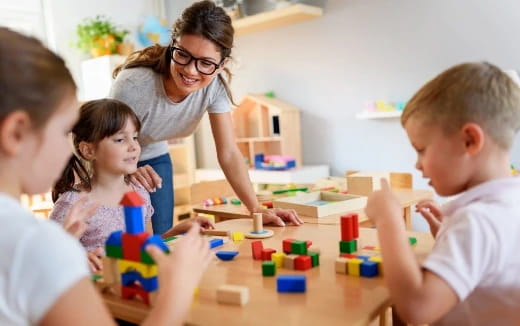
[231,94,302,167]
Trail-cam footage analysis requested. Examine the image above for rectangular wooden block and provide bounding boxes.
[273,191,367,218]
[217,284,249,306]
[271,252,286,268]
[339,239,357,253]
[251,240,263,260]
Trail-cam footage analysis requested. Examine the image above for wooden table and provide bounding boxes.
[99,219,434,326]
[193,189,433,230]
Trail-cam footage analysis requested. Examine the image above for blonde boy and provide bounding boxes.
[365,62,520,325]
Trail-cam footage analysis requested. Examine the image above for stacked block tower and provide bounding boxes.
[339,213,359,253]
[103,191,169,306]
[336,213,380,278]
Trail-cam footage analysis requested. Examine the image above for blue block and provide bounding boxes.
[106,230,123,246]
[277,275,306,293]
[360,261,378,277]
[216,250,238,261]
[356,255,370,261]
[121,270,158,291]
[142,235,169,253]
[124,206,144,234]
[209,238,224,249]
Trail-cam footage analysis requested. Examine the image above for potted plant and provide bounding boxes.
[74,15,131,58]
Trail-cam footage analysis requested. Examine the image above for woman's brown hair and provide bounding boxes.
[52,99,141,202]
[0,27,76,128]
[113,0,236,104]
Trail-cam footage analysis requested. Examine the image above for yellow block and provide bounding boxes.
[118,259,158,278]
[347,258,363,276]
[369,256,383,276]
[232,231,244,242]
[271,252,286,268]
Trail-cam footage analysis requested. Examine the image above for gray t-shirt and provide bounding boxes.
[110,67,231,161]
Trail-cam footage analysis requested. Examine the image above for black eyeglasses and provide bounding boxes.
[170,46,224,75]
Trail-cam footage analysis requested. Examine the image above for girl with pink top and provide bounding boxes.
[50,99,214,271]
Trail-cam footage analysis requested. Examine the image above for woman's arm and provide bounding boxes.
[209,113,302,226]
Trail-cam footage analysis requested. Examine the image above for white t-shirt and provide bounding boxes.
[0,194,89,325]
[110,67,231,161]
[422,177,520,325]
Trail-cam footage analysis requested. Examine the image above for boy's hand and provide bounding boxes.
[63,196,98,239]
[254,207,304,227]
[365,178,402,225]
[128,164,162,193]
[87,247,104,273]
[415,199,443,237]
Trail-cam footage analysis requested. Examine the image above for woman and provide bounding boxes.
[111,0,302,234]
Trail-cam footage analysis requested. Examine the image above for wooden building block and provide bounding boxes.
[262,261,276,276]
[335,257,348,274]
[283,254,298,270]
[339,239,357,254]
[217,284,249,306]
[369,256,383,276]
[347,258,363,276]
[271,252,286,268]
[251,241,263,260]
[294,255,312,271]
[232,232,244,242]
[262,248,276,261]
[308,252,320,267]
[102,256,120,284]
[291,240,307,255]
[282,238,296,253]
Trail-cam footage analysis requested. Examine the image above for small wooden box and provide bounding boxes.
[273,192,367,218]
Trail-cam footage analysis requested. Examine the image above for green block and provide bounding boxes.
[409,237,417,246]
[308,252,320,267]
[262,261,276,276]
[230,198,242,205]
[291,240,307,255]
[164,236,177,243]
[105,245,122,258]
[90,274,102,282]
[339,240,357,253]
[140,251,156,265]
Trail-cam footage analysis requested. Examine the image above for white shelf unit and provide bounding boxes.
[355,111,402,120]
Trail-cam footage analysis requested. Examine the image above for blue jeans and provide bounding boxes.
[138,153,174,235]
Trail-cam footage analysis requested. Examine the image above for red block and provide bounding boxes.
[341,253,357,259]
[294,255,312,270]
[122,284,150,305]
[262,201,273,208]
[120,191,145,207]
[262,248,276,261]
[306,240,313,248]
[122,232,150,262]
[353,213,359,238]
[341,214,354,241]
[282,238,295,253]
[251,241,264,260]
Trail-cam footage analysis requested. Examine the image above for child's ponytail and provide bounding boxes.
[52,155,91,202]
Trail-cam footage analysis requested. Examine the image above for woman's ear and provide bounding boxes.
[0,110,33,156]
[461,122,485,155]
[78,141,95,160]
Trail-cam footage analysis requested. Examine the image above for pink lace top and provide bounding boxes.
[49,185,153,252]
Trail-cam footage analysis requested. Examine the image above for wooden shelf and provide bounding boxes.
[355,111,402,120]
[233,4,323,36]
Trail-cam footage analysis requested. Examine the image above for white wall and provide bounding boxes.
[43,0,165,98]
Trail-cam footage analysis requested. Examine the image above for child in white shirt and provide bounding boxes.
[365,62,520,325]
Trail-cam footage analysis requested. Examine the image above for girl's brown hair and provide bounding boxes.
[113,0,236,104]
[0,27,76,128]
[52,99,141,202]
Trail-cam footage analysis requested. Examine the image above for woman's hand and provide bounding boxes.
[254,207,304,227]
[162,216,216,238]
[62,196,98,239]
[128,164,162,192]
